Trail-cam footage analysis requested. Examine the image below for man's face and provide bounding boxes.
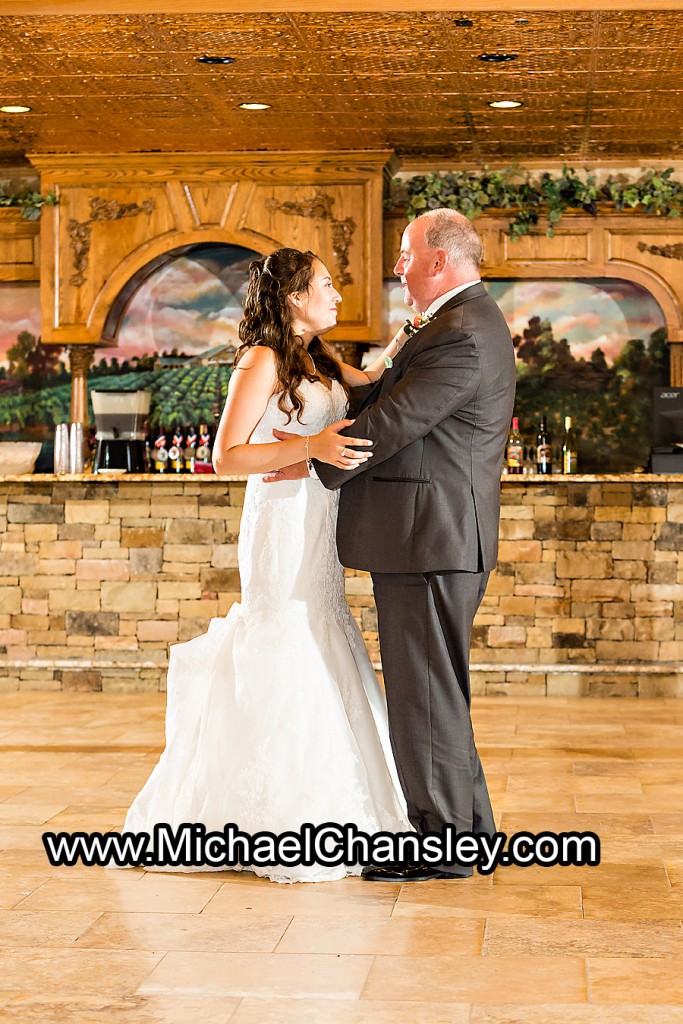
[393,219,437,313]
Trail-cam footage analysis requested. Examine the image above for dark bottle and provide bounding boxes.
[536,415,553,475]
[506,416,524,475]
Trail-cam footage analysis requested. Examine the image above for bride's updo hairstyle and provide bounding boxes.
[236,247,345,423]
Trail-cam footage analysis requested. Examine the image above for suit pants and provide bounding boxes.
[371,569,494,875]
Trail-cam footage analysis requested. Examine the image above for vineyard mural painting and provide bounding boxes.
[0,262,670,474]
[0,243,260,467]
[381,276,668,472]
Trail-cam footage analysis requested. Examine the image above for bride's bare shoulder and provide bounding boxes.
[234,345,277,372]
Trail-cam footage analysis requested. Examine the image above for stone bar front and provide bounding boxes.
[0,474,682,696]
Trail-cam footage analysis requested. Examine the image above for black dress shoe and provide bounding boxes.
[361,863,472,882]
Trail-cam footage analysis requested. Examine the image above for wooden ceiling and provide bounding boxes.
[1,9,682,162]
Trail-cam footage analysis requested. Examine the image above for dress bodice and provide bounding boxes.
[250,378,348,444]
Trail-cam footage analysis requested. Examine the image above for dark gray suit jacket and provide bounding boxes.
[315,282,516,574]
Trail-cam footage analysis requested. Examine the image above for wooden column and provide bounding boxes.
[68,344,95,428]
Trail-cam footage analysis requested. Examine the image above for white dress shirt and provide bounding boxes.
[424,279,481,318]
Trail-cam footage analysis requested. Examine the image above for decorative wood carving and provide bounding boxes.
[30,151,388,355]
[68,197,156,286]
[264,191,356,286]
[637,241,683,261]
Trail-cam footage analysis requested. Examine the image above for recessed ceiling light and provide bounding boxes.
[488,99,524,109]
[196,55,235,65]
[238,102,271,110]
[0,104,31,113]
[454,18,473,27]
[478,53,519,63]
[515,18,530,24]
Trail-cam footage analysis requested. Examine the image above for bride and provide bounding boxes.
[122,247,412,882]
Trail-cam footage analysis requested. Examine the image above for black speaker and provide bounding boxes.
[651,387,683,473]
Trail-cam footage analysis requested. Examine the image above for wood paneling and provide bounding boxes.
[30,150,389,349]
[0,210,40,282]
[2,11,683,161]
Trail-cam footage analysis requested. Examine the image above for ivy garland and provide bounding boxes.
[388,166,683,239]
[0,181,58,221]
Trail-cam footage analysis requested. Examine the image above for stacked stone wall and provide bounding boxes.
[1,476,681,695]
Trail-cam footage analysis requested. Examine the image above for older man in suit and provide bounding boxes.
[313,209,516,881]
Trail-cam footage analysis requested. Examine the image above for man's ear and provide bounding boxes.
[432,249,447,273]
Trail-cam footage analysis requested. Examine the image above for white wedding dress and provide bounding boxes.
[123,377,410,882]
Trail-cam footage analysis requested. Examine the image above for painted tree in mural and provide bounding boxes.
[513,321,669,472]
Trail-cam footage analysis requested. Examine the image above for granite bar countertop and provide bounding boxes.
[0,472,682,484]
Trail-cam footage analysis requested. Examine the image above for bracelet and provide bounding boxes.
[304,435,314,475]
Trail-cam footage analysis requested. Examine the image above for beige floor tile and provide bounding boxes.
[0,949,163,996]
[582,885,683,921]
[650,815,683,835]
[492,861,669,889]
[79,910,292,952]
[0,801,70,825]
[0,994,238,1024]
[505,775,643,796]
[230,997,471,1023]
[499,813,654,839]
[496,793,576,812]
[0,909,100,947]
[482,918,683,958]
[277,914,483,955]
[139,951,373,999]
[16,875,221,914]
[0,871,52,910]
[394,882,582,920]
[202,877,398,918]
[471,1005,683,1024]
[362,954,587,1004]
[588,958,683,1003]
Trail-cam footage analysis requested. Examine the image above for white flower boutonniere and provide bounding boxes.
[403,311,435,338]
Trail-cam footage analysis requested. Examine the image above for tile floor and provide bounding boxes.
[0,692,682,1023]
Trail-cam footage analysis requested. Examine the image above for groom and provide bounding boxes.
[322,210,516,880]
[280,209,515,880]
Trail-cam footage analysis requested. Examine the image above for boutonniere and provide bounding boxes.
[403,311,435,338]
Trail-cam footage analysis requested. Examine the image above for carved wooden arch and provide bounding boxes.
[89,225,278,345]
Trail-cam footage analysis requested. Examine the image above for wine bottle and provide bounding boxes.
[562,415,578,474]
[169,425,184,473]
[195,423,213,473]
[536,415,553,475]
[153,429,168,474]
[506,416,524,475]
[184,424,197,473]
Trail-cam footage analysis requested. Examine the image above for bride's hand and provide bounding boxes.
[309,419,373,469]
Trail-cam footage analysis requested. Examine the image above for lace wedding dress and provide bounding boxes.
[123,378,410,882]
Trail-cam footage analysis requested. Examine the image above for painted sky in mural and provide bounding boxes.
[0,271,667,371]
[97,244,259,361]
[381,278,665,364]
[0,284,42,365]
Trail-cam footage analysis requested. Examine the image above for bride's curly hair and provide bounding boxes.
[236,248,346,423]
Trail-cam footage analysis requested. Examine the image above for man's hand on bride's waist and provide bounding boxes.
[263,424,373,483]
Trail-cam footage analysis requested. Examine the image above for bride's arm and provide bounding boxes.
[329,326,408,387]
[212,347,373,475]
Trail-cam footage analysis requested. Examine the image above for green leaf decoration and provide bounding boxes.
[387,166,683,239]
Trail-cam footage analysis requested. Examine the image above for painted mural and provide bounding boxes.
[0,256,671,473]
[381,277,669,472]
